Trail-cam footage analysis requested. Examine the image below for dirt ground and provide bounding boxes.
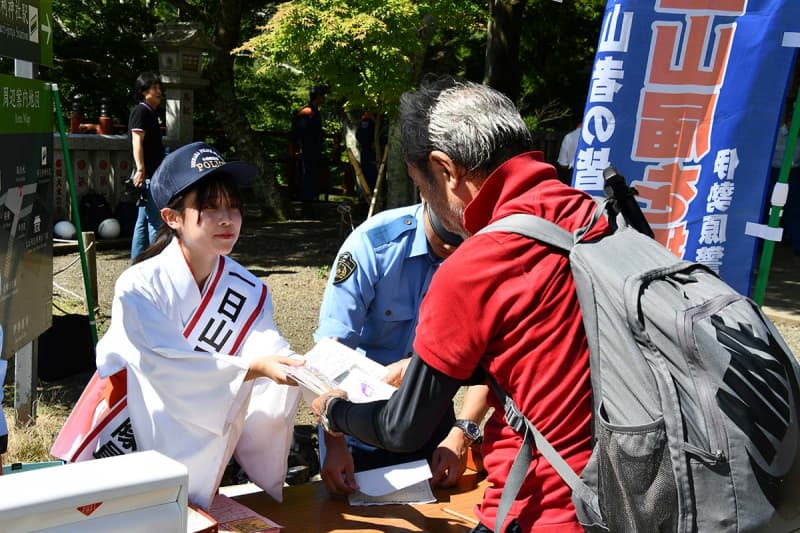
[47,200,362,426]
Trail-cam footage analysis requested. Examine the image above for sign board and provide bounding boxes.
[0,0,53,66]
[0,73,53,357]
[572,0,800,296]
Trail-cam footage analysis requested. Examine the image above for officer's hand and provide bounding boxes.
[430,426,469,488]
[321,435,359,495]
[246,355,302,385]
[382,357,410,388]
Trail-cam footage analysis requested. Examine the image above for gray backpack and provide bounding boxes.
[478,206,800,533]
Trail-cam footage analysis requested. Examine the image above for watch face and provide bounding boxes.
[457,420,481,440]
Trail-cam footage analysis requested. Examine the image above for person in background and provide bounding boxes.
[557,117,582,185]
[292,86,326,217]
[314,201,487,494]
[312,76,609,532]
[129,71,165,262]
[55,142,303,510]
[355,111,378,194]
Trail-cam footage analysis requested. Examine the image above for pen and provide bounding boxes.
[442,507,479,525]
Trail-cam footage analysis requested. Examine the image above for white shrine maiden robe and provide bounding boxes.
[95,238,300,509]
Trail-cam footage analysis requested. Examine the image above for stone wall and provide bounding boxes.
[52,133,133,222]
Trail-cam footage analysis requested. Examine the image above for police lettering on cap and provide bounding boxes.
[150,141,258,210]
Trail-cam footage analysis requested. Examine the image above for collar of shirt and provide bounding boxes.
[409,203,430,255]
[161,237,206,323]
[408,203,443,265]
[139,101,155,113]
[463,151,556,234]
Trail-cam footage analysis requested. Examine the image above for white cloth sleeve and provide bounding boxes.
[97,285,250,437]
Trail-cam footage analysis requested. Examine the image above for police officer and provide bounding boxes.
[314,202,480,495]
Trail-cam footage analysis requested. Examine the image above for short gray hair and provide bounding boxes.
[399,76,533,180]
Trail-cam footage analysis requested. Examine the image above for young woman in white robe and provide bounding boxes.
[93,146,303,509]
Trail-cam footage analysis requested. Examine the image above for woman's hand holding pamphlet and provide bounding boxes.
[284,338,397,403]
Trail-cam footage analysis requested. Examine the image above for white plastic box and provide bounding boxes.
[0,450,188,532]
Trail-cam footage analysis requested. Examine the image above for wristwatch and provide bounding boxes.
[454,419,482,443]
[320,395,343,435]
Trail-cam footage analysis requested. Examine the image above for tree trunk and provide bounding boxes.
[484,0,526,103]
[204,0,291,220]
[385,118,416,209]
[384,13,437,210]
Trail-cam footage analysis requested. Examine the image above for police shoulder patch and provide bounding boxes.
[333,252,357,284]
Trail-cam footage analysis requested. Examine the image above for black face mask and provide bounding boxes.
[425,203,464,247]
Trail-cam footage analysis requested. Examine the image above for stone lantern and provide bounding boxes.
[145,22,215,146]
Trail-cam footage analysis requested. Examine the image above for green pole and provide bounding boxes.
[50,84,99,346]
[753,86,800,306]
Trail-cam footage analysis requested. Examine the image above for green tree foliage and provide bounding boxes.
[238,0,483,114]
[49,0,170,125]
[32,0,605,214]
[518,0,606,131]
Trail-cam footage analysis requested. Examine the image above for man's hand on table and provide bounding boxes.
[430,426,469,488]
[321,434,360,495]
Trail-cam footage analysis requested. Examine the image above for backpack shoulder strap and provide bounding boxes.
[476,213,574,250]
[476,199,608,249]
[486,374,600,533]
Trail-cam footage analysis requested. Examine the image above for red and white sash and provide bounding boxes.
[51,256,268,462]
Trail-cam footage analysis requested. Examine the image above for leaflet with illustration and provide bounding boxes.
[285,338,397,403]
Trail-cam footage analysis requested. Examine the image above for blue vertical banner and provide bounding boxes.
[573,0,800,296]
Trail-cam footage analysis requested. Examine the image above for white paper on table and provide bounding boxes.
[352,459,432,496]
[348,479,436,506]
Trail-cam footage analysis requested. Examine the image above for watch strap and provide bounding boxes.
[321,395,343,435]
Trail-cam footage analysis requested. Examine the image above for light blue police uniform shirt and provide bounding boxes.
[314,203,441,366]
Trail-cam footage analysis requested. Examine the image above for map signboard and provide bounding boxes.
[0,0,53,66]
[0,73,53,357]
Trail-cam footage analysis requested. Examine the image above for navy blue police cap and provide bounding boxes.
[150,142,257,210]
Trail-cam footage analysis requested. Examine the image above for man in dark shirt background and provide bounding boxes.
[128,71,165,261]
[292,86,325,218]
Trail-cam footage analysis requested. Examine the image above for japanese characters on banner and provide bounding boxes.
[573,0,800,296]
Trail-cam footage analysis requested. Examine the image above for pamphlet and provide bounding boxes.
[207,494,282,532]
[285,338,397,403]
[348,480,436,506]
[348,459,436,506]
[187,504,218,533]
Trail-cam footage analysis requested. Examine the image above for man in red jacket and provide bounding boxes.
[313,76,608,532]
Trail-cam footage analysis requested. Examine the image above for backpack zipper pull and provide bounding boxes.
[683,443,728,465]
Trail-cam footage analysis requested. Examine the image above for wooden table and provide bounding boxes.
[234,472,488,532]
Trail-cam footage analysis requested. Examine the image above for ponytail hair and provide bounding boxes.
[132,223,175,265]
